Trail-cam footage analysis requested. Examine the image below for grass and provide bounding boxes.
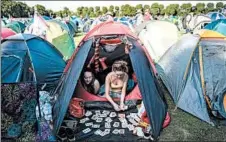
[73,31,226,141]
[74,32,85,45]
[159,94,226,141]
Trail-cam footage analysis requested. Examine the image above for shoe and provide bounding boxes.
[66,128,75,142]
[57,127,67,141]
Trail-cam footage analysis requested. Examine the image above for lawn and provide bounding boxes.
[160,94,226,141]
[73,32,226,141]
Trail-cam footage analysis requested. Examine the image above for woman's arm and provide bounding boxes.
[94,79,100,94]
[105,73,120,111]
[120,74,128,109]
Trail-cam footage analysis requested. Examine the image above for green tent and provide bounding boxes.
[6,21,26,33]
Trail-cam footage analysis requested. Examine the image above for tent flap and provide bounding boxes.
[53,39,93,134]
[129,42,166,139]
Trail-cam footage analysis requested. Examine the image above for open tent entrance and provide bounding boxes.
[53,34,166,141]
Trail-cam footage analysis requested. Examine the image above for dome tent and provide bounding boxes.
[204,19,226,36]
[52,21,169,141]
[137,20,179,62]
[156,33,226,123]
[25,14,75,60]
[1,28,16,39]
[1,34,66,88]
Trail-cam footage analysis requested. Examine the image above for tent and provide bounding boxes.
[207,12,226,21]
[204,19,226,36]
[5,21,26,33]
[52,21,168,140]
[156,33,226,124]
[183,14,211,32]
[65,20,78,37]
[118,21,135,33]
[25,15,75,60]
[1,33,66,87]
[1,20,7,27]
[31,15,52,23]
[1,28,16,39]
[137,20,179,62]
[195,29,226,38]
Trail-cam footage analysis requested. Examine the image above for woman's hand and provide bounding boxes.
[120,103,128,111]
[113,104,120,111]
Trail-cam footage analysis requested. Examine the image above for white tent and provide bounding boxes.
[138,20,179,62]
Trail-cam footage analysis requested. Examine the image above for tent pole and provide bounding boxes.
[198,45,212,109]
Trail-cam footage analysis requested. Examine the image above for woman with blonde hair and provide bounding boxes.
[105,60,129,111]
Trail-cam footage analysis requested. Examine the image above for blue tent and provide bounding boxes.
[156,34,226,123]
[204,19,226,36]
[1,34,66,87]
[52,22,167,140]
[65,20,77,37]
[207,12,226,21]
[31,16,52,23]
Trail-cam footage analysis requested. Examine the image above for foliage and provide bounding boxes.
[1,0,226,18]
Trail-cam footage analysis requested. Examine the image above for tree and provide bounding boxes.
[195,3,205,14]
[206,3,214,13]
[216,2,224,11]
[95,6,100,13]
[1,0,31,18]
[76,7,83,16]
[135,4,143,10]
[109,5,114,13]
[102,6,108,14]
[143,4,150,11]
[115,6,119,11]
[35,4,46,15]
[62,7,71,17]
[179,3,192,16]
[165,4,178,16]
[151,3,160,16]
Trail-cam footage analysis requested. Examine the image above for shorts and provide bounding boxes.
[109,91,121,98]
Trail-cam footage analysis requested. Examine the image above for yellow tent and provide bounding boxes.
[196,29,226,39]
[25,19,75,60]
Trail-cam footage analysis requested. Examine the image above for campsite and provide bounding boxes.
[1,1,226,141]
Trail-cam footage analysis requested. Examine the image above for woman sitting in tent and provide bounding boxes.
[104,60,129,111]
[81,70,100,95]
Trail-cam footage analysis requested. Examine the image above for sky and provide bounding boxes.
[23,1,223,12]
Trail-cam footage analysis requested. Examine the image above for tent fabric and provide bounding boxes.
[138,21,179,62]
[129,39,166,138]
[1,55,23,82]
[201,40,226,118]
[184,14,211,31]
[176,47,212,124]
[1,34,66,85]
[197,29,226,38]
[6,21,26,33]
[1,28,16,39]
[156,34,201,102]
[207,12,226,21]
[25,16,75,60]
[204,19,226,36]
[66,21,77,37]
[49,20,76,60]
[53,39,93,134]
[82,21,138,41]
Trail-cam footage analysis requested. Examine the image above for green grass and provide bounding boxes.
[74,32,85,46]
[159,89,226,141]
